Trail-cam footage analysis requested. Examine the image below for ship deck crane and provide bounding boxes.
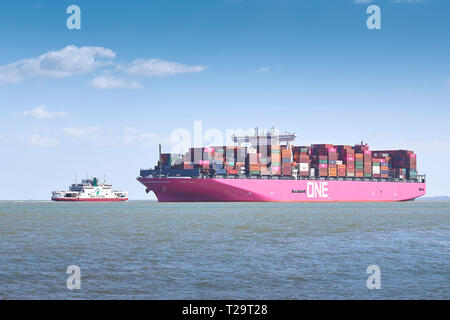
[232,127,296,148]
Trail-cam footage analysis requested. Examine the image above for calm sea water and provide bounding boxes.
[0,201,448,299]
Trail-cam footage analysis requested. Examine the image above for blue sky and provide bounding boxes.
[0,0,449,199]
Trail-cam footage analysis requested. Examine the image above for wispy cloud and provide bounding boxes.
[63,126,103,138]
[22,105,67,119]
[0,45,115,85]
[89,76,142,89]
[27,133,58,147]
[12,127,165,149]
[61,126,164,146]
[255,66,270,73]
[121,59,207,77]
[354,0,373,4]
[0,45,207,88]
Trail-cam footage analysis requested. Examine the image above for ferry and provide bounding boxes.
[52,177,128,202]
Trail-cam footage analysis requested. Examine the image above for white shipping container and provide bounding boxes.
[336,160,343,165]
[299,163,309,172]
[372,166,381,174]
[310,168,316,176]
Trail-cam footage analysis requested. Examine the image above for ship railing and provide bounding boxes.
[143,174,425,183]
[140,171,426,183]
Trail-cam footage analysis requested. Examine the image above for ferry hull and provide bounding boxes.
[138,178,425,202]
[51,198,128,202]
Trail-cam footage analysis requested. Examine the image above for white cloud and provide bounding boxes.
[354,0,373,3]
[255,67,270,73]
[27,134,58,147]
[63,126,102,137]
[0,45,207,87]
[121,59,207,77]
[0,45,115,85]
[89,76,143,89]
[22,105,67,119]
[446,79,450,87]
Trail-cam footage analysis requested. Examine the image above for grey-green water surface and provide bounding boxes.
[0,201,448,299]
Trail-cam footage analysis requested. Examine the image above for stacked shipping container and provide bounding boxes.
[158,142,419,180]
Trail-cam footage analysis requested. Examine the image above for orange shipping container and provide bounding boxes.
[328,168,337,176]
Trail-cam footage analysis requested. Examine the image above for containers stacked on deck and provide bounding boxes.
[211,146,226,175]
[354,153,363,177]
[374,150,417,179]
[372,158,381,178]
[354,145,372,178]
[159,153,182,169]
[338,146,354,177]
[281,146,292,176]
[247,148,260,175]
[370,151,390,179]
[364,150,372,178]
[408,153,417,179]
[225,146,236,174]
[318,155,328,177]
[270,145,281,175]
[182,149,194,169]
[158,142,419,180]
[293,146,311,176]
[257,144,271,176]
[236,147,247,175]
[310,144,336,177]
[328,147,338,177]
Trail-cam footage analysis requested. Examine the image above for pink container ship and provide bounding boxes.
[137,130,426,202]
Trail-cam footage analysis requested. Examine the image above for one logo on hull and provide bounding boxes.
[307,182,329,198]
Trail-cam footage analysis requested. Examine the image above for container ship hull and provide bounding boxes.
[138,177,426,202]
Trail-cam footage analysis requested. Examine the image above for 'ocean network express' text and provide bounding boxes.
[292,182,329,198]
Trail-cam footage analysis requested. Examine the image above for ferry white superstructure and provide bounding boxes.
[52,177,128,202]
